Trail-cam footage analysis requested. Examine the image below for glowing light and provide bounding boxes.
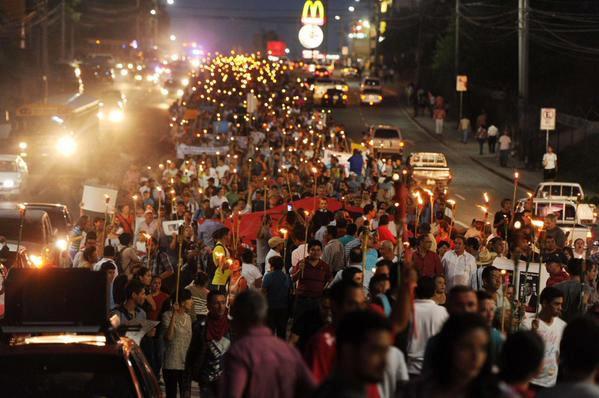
[56,135,76,156]
[170,34,177,41]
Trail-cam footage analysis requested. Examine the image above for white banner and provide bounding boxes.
[81,185,118,214]
[323,149,351,177]
[176,144,230,159]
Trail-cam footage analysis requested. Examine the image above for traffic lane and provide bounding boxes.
[331,98,528,227]
[16,83,170,213]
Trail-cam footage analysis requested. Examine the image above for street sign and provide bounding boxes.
[540,108,556,130]
[456,75,468,92]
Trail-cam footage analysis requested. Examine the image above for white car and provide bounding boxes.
[312,78,337,101]
[0,155,28,197]
[360,88,383,105]
[360,76,382,91]
[370,125,403,155]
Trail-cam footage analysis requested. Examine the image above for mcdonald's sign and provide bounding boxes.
[301,0,325,26]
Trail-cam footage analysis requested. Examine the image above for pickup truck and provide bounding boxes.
[408,152,452,188]
[534,182,585,201]
[517,197,592,246]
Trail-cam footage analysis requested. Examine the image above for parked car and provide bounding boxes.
[312,78,337,101]
[370,125,404,157]
[322,88,348,107]
[360,88,383,105]
[0,207,56,267]
[0,155,28,197]
[408,152,452,188]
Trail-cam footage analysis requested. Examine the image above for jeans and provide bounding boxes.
[163,369,191,398]
[499,150,509,167]
[267,307,289,339]
[461,129,469,143]
[478,138,486,155]
[294,296,319,320]
[488,136,497,153]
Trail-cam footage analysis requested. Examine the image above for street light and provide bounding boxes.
[166,0,175,4]
[170,34,177,41]
[150,9,156,15]
[348,6,355,12]
[334,15,341,20]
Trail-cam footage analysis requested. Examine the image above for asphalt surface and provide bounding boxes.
[10,79,171,214]
[329,80,531,227]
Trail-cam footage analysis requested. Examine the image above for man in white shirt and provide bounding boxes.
[407,277,449,376]
[240,248,262,289]
[521,286,566,389]
[498,130,512,167]
[209,187,229,209]
[487,124,498,154]
[442,236,477,291]
[265,237,284,273]
[542,145,558,181]
[135,209,158,244]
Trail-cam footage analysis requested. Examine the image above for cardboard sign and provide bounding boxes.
[540,108,556,130]
[81,185,118,214]
[162,220,184,236]
[456,75,468,92]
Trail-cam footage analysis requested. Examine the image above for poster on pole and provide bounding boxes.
[162,220,184,237]
[81,185,118,214]
[456,75,468,92]
[540,108,556,130]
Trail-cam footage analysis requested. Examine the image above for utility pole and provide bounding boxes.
[41,0,49,102]
[454,0,460,77]
[60,0,66,61]
[518,0,529,160]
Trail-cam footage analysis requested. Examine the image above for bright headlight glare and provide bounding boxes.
[29,254,43,267]
[56,135,76,156]
[55,239,68,251]
[108,109,124,122]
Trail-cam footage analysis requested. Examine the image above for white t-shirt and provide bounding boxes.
[291,243,309,269]
[241,262,262,289]
[209,195,228,209]
[407,299,449,375]
[498,135,511,150]
[487,125,499,137]
[543,153,557,170]
[215,165,229,179]
[379,346,409,398]
[521,316,567,387]
[264,249,281,273]
[442,250,477,291]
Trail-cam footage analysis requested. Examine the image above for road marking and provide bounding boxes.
[455,194,466,200]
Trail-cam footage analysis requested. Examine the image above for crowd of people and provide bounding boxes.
[65,54,599,398]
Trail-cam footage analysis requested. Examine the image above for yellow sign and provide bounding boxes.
[456,75,468,92]
[301,0,325,26]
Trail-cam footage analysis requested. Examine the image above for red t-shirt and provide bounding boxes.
[148,292,169,321]
[546,270,569,287]
[378,226,397,245]
[306,325,381,398]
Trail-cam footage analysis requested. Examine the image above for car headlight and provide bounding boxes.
[56,135,77,156]
[161,88,169,96]
[134,74,143,81]
[108,109,124,122]
[29,254,43,268]
[18,142,27,150]
[55,238,68,251]
[3,179,14,188]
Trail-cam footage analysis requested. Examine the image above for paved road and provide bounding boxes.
[330,80,530,228]
[11,80,170,213]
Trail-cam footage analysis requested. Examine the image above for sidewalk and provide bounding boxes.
[405,109,543,192]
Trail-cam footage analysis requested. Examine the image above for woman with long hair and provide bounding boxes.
[402,313,499,398]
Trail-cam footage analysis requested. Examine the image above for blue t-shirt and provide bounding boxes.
[262,270,291,310]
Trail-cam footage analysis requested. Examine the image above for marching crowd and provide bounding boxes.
[67,54,599,398]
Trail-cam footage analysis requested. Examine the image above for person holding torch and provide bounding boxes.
[211,227,232,293]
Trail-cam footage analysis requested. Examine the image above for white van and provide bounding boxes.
[0,155,28,197]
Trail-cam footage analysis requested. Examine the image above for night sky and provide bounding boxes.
[168,0,369,55]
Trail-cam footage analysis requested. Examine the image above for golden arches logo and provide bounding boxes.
[301,0,325,26]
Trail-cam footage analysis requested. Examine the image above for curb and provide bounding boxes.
[468,156,534,191]
[402,106,536,191]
